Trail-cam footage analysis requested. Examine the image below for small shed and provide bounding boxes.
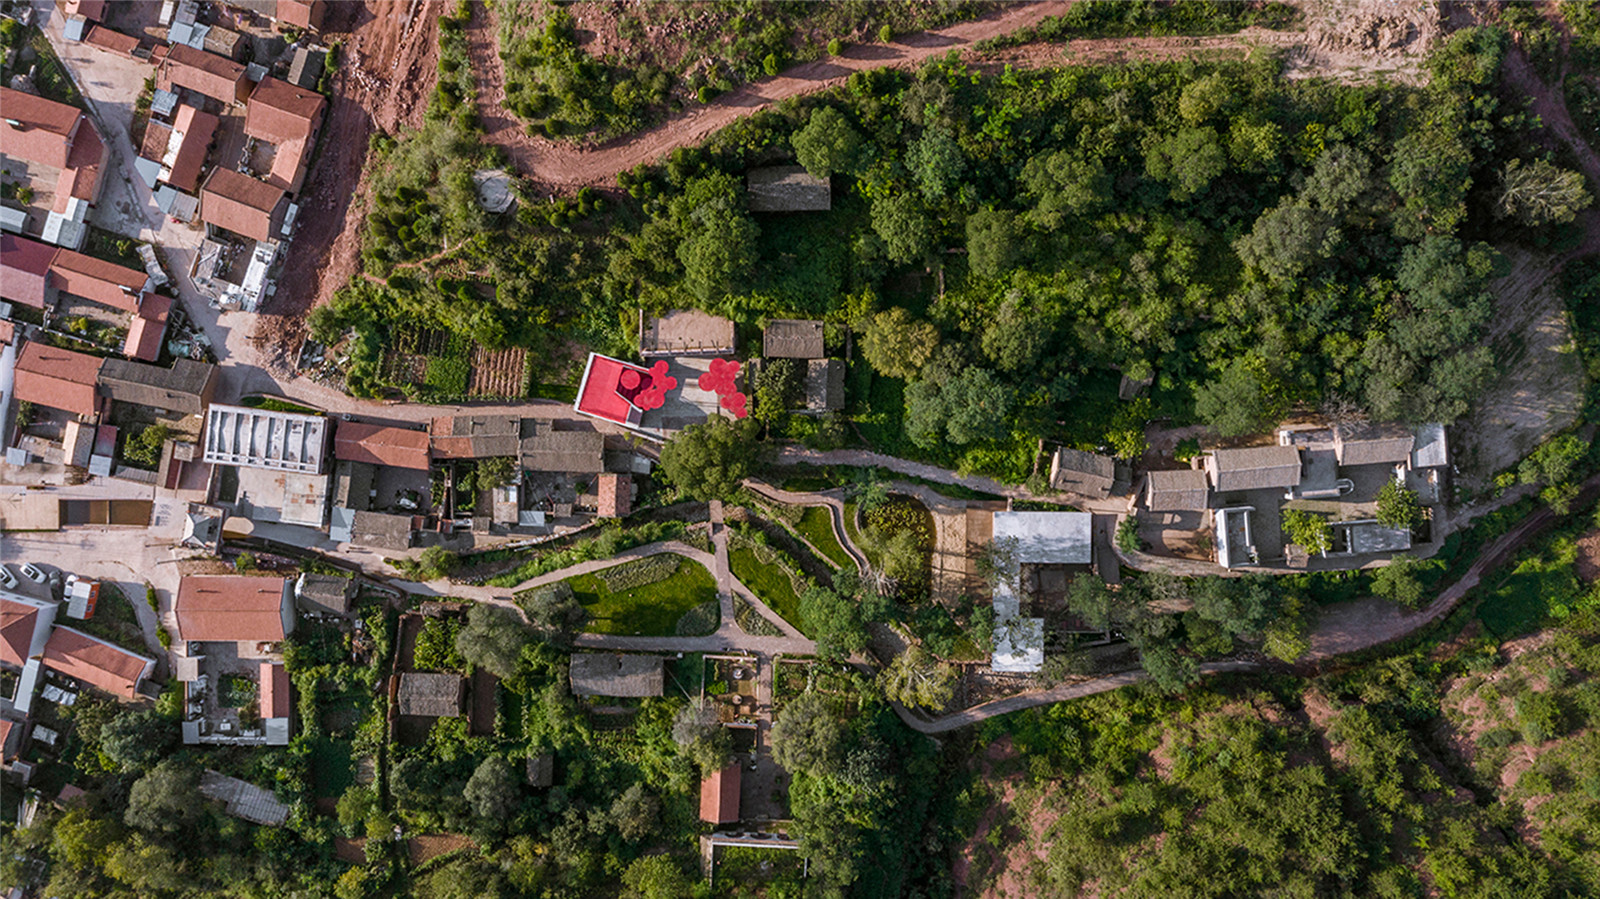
[569,653,664,697]
[1144,468,1209,512]
[396,672,465,718]
[699,761,742,824]
[803,358,845,413]
[747,165,831,212]
[595,473,632,519]
[294,572,353,617]
[1048,448,1119,499]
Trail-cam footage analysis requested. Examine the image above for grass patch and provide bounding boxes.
[733,596,784,637]
[310,736,354,798]
[795,506,851,569]
[240,395,323,415]
[674,600,719,637]
[728,547,804,633]
[568,557,718,636]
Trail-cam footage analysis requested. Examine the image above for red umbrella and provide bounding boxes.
[619,369,641,390]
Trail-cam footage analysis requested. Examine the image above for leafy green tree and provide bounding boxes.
[517,581,587,647]
[1178,71,1234,124]
[1370,554,1439,610]
[416,546,458,580]
[455,603,532,678]
[1145,127,1226,200]
[596,783,659,843]
[880,645,955,710]
[677,194,759,303]
[1138,641,1200,693]
[464,756,522,821]
[336,785,379,836]
[860,307,939,379]
[101,709,176,772]
[1261,595,1312,662]
[905,366,1014,448]
[478,456,518,488]
[52,807,123,869]
[1301,144,1373,214]
[622,855,697,899]
[1375,480,1422,530]
[659,416,764,500]
[966,208,1021,281]
[1233,199,1341,283]
[671,701,732,773]
[1387,124,1471,239]
[104,834,189,894]
[792,106,862,178]
[771,691,847,777]
[121,424,170,469]
[1021,150,1111,226]
[1194,358,1283,437]
[753,357,800,424]
[125,758,204,835]
[1518,434,1587,487]
[1497,158,1592,227]
[906,126,965,201]
[1190,575,1277,638]
[800,582,868,659]
[870,193,936,264]
[1282,509,1333,556]
[979,293,1049,371]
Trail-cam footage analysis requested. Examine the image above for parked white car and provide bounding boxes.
[18,563,46,584]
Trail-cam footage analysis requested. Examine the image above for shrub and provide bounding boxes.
[597,554,681,591]
[878,24,893,42]
[414,617,465,671]
[234,552,258,573]
[828,38,843,55]
[1116,516,1141,552]
[763,53,780,76]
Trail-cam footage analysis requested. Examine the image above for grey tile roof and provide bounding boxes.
[747,165,831,212]
[97,358,216,415]
[1333,423,1414,467]
[519,419,604,473]
[1050,448,1117,498]
[1207,446,1303,492]
[397,672,465,718]
[1145,468,1209,511]
[763,319,824,359]
[348,510,413,551]
[569,653,664,697]
[294,573,353,616]
[804,358,845,412]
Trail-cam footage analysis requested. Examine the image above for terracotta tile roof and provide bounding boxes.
[200,168,286,242]
[259,660,291,718]
[1,233,58,309]
[141,119,173,162]
[42,626,154,700]
[0,320,15,346]
[244,77,326,145]
[275,0,326,30]
[0,718,15,762]
[699,762,741,824]
[334,421,431,470]
[0,87,81,168]
[49,247,146,312]
[124,292,172,362]
[84,24,140,56]
[65,0,108,19]
[429,415,520,459]
[1,597,42,667]
[14,340,103,418]
[175,575,289,642]
[164,104,219,194]
[596,473,631,518]
[157,43,250,104]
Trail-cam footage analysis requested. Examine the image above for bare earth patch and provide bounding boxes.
[1573,527,1600,583]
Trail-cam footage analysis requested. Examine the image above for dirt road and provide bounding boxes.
[469,1,1073,189]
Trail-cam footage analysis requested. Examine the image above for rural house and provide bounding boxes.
[746,165,831,212]
[569,653,664,697]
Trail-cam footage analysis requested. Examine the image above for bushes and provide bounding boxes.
[414,617,465,671]
[484,520,688,587]
[596,554,681,591]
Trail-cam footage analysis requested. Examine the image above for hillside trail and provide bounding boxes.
[468,1,1073,189]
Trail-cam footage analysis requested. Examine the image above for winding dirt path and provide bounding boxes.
[467,1,1073,188]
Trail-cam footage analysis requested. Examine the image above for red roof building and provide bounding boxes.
[244,76,326,194]
[155,43,253,105]
[174,575,293,643]
[699,761,741,824]
[0,718,17,763]
[14,341,103,419]
[41,626,155,700]
[64,0,108,20]
[83,24,141,57]
[0,88,106,213]
[162,104,220,194]
[334,421,431,470]
[124,292,172,362]
[573,353,656,427]
[200,167,289,242]
[1,234,57,309]
[48,247,147,312]
[275,0,327,30]
[596,473,631,519]
[1,597,49,668]
[260,660,291,719]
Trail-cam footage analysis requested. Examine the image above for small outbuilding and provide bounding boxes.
[1144,468,1210,512]
[762,319,825,359]
[396,672,465,718]
[568,653,664,697]
[746,165,831,212]
[699,761,742,824]
[1048,447,1121,499]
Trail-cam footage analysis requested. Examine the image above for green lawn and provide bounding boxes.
[729,547,805,634]
[795,506,851,569]
[567,556,719,636]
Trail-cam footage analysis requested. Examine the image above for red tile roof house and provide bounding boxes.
[699,761,741,825]
[0,234,57,309]
[124,292,173,362]
[200,168,290,243]
[42,626,155,700]
[154,43,255,105]
[0,87,107,232]
[596,473,632,519]
[64,0,108,20]
[150,103,220,194]
[13,341,105,420]
[275,0,327,31]
[243,76,326,194]
[175,575,295,647]
[48,246,150,313]
[334,421,431,470]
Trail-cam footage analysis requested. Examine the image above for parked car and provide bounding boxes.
[19,563,46,584]
[0,567,17,590]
